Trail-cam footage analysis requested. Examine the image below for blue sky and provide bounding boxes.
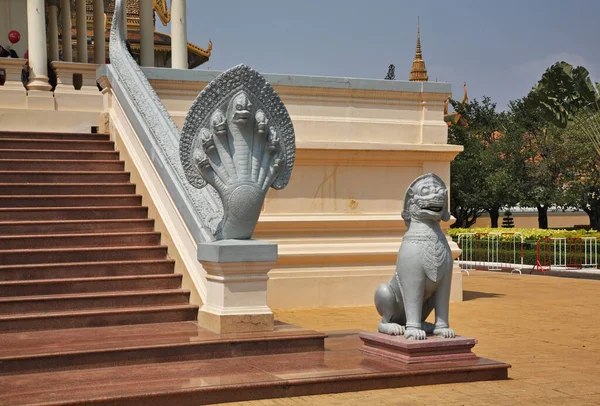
[158,0,600,111]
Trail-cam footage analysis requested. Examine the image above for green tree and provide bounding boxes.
[448,97,523,228]
[562,109,600,230]
[448,116,485,228]
[385,64,396,80]
[507,98,568,228]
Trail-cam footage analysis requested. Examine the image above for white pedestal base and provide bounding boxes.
[197,240,277,334]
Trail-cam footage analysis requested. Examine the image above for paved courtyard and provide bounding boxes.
[222,271,600,405]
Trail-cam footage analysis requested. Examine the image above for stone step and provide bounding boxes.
[0,304,199,333]
[0,245,168,265]
[0,274,182,297]
[0,183,136,195]
[0,231,161,250]
[0,138,115,151]
[0,131,110,141]
[0,149,120,160]
[0,159,125,171]
[0,206,148,221]
[0,219,154,236]
[0,171,131,183]
[0,322,326,376]
[0,289,190,315]
[0,332,509,405]
[0,259,175,281]
[0,195,142,208]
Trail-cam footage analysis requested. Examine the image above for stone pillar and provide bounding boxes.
[93,0,105,63]
[75,0,87,63]
[170,0,187,69]
[139,0,154,66]
[26,0,51,91]
[60,0,72,62]
[47,0,60,61]
[196,240,276,334]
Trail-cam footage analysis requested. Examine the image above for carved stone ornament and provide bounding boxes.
[180,65,296,240]
[374,173,455,340]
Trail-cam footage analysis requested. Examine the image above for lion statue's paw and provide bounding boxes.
[433,327,455,338]
[378,322,405,336]
[422,321,435,334]
[404,328,427,340]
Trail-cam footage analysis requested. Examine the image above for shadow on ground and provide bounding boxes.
[462,290,505,301]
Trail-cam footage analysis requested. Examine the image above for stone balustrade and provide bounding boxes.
[0,58,27,108]
[0,60,102,131]
[52,61,100,92]
[51,61,102,111]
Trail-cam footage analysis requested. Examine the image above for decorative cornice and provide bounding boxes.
[153,0,170,25]
[294,144,462,167]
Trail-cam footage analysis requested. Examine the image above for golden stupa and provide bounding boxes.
[408,18,428,82]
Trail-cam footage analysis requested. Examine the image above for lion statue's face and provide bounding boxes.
[403,175,450,224]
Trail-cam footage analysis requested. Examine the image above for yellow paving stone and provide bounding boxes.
[218,271,600,406]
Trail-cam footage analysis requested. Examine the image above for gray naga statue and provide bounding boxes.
[375,173,455,340]
[180,65,295,240]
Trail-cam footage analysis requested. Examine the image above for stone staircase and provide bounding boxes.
[0,130,509,405]
[0,131,197,333]
[0,130,332,405]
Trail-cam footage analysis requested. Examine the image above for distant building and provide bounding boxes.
[0,0,211,70]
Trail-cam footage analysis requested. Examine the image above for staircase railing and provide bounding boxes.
[96,0,222,304]
[101,0,221,244]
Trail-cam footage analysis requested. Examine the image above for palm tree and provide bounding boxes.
[526,61,599,128]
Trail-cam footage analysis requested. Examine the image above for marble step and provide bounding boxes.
[0,231,161,250]
[0,321,326,375]
[0,206,148,221]
[0,131,109,141]
[0,259,176,281]
[0,183,136,195]
[0,171,131,183]
[0,304,198,333]
[0,274,182,297]
[0,195,142,208]
[0,289,190,314]
[0,332,509,405]
[0,219,154,236]
[0,159,125,171]
[0,138,115,151]
[0,148,120,160]
[0,245,167,265]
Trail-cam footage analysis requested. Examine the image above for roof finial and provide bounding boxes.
[409,17,428,82]
[416,17,422,58]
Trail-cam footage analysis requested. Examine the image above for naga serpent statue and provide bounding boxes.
[374,173,455,340]
[179,65,295,240]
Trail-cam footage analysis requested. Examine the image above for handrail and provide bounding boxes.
[103,0,219,243]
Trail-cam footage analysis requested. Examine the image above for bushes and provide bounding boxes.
[448,228,600,266]
[447,227,600,242]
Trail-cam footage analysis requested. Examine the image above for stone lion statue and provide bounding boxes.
[374,173,455,340]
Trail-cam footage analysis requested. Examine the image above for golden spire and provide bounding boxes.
[409,17,429,82]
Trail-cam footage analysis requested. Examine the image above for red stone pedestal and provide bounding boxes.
[359,332,478,364]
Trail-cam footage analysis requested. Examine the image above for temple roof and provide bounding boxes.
[79,0,211,68]
[99,0,170,26]
[408,19,428,82]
